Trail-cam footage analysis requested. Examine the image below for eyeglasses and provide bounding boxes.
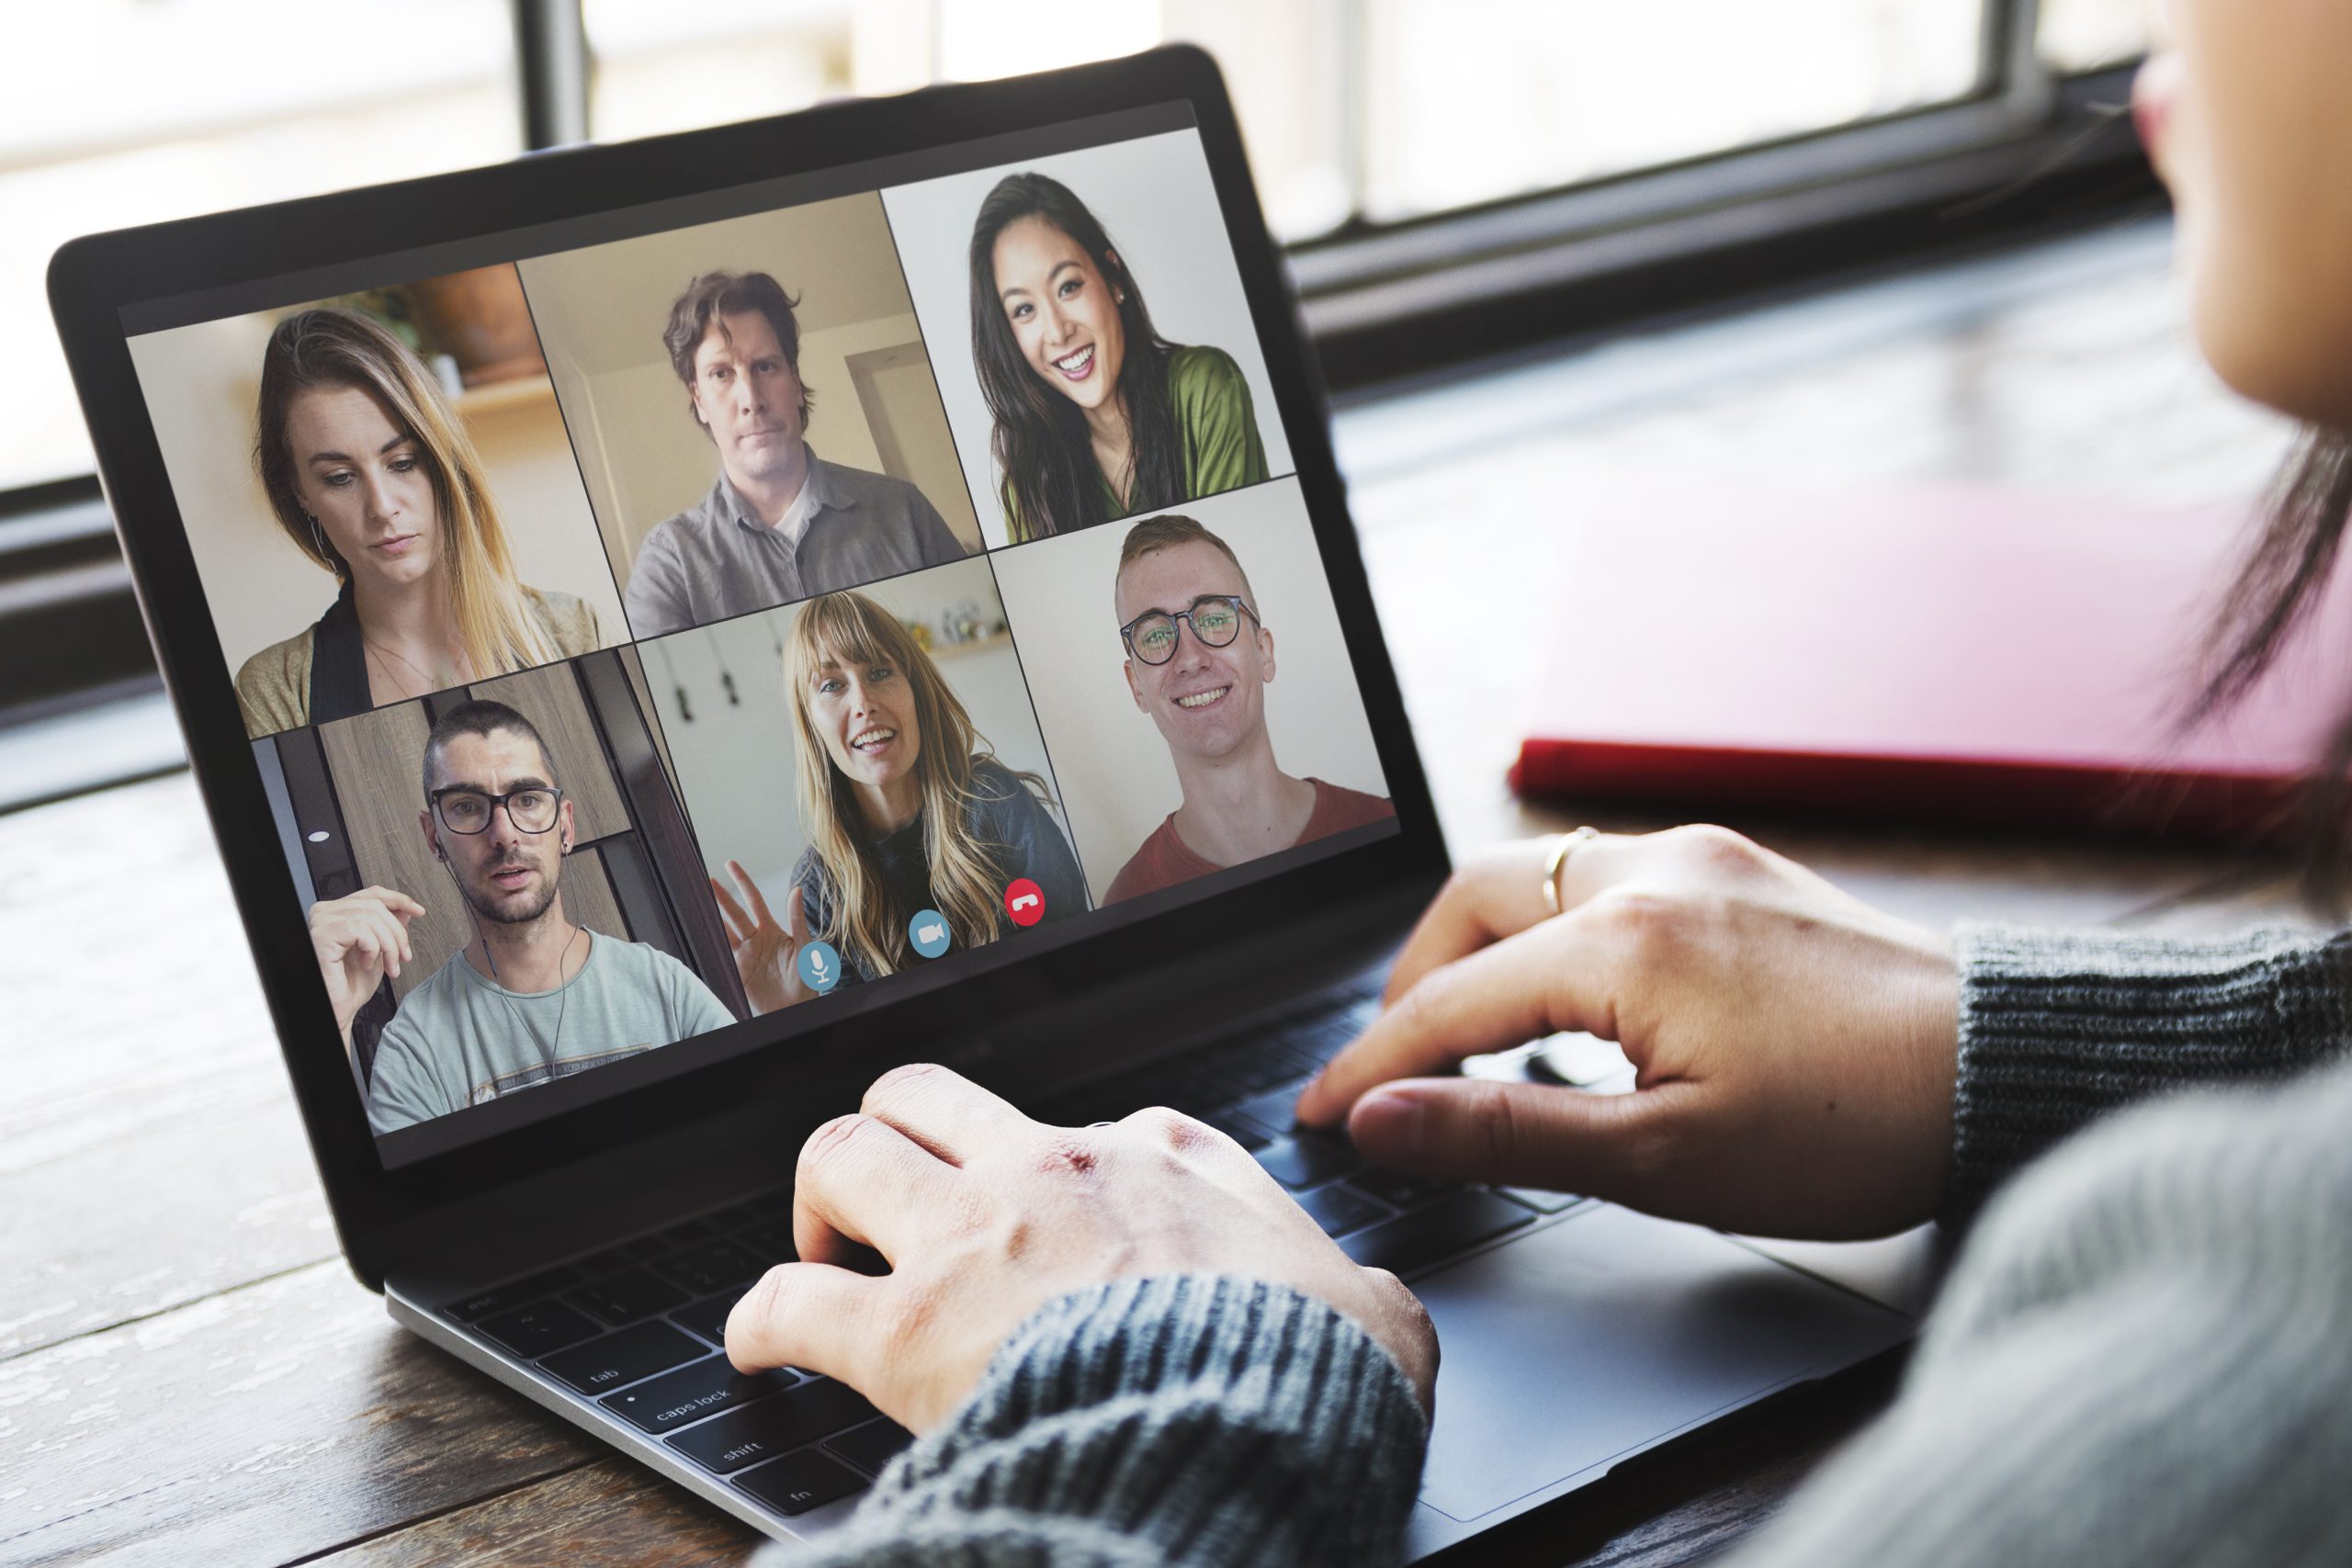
[1120,595,1258,666]
[429,785,563,836]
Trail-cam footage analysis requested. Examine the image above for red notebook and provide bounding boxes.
[1511,485,2352,840]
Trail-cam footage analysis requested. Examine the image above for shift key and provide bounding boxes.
[601,1353,798,1434]
[668,1378,878,1474]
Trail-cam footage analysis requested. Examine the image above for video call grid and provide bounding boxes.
[141,124,1399,1150]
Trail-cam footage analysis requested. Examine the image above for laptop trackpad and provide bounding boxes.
[1414,1204,1912,1524]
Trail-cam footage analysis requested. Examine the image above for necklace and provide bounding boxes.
[363,635,469,701]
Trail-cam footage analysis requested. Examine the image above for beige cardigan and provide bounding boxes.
[233,586,601,738]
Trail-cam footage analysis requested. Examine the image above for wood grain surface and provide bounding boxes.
[0,220,2316,1567]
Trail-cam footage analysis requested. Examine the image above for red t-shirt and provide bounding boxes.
[1103,779,1396,905]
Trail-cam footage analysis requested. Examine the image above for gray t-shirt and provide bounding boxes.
[620,448,972,638]
[366,934,736,1133]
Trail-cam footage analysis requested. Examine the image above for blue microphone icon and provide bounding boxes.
[797,939,842,995]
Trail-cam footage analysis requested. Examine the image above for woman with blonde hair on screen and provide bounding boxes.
[710,589,1086,1012]
[233,307,599,737]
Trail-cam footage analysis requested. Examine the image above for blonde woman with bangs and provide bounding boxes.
[709,590,1086,1012]
[232,307,600,739]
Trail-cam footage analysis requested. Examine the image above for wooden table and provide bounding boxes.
[2,220,2316,1565]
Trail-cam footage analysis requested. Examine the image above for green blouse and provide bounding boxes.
[1003,344,1271,543]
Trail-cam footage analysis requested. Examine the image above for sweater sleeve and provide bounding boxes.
[769,1275,1429,1568]
[1720,1053,2352,1568]
[1945,921,2352,1226]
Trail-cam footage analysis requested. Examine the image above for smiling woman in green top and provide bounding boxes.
[969,172,1270,544]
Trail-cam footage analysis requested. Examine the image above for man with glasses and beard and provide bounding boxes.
[306,699,735,1132]
[1105,513,1393,904]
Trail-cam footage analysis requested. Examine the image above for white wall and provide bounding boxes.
[989,479,1388,907]
[643,555,1072,911]
[126,310,628,680]
[882,129,1298,549]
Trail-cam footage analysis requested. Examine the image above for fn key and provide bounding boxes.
[1340,1190,1532,1276]
[737,1450,865,1517]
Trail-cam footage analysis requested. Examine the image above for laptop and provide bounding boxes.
[49,46,1916,1557]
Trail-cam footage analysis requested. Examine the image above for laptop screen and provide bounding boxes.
[119,104,1398,1169]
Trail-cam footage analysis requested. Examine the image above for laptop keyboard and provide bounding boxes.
[430,989,1586,1525]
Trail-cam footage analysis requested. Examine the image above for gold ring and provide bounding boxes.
[1541,826,1600,915]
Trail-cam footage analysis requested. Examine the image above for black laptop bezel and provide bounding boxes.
[47,45,1446,1287]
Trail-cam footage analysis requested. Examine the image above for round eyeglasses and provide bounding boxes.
[1120,594,1258,666]
[429,785,563,836]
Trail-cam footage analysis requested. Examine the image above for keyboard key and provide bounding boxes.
[443,1267,581,1323]
[1498,1187,1589,1214]
[826,1416,915,1476]
[475,1299,599,1358]
[736,1450,865,1517]
[1272,1014,1364,1066]
[1132,1064,1246,1116]
[600,1354,798,1435]
[657,1217,720,1247]
[1350,1168,1458,1212]
[699,1202,760,1231]
[573,1248,633,1277]
[667,1377,877,1473]
[605,1236,673,1265]
[570,1269,689,1326]
[1198,1109,1272,1152]
[1297,1183,1389,1237]
[655,1241,766,1295]
[1206,1045,1312,1093]
[1340,1190,1533,1276]
[539,1320,707,1394]
[1229,1084,1311,1135]
[1254,1131,1362,1190]
[673,1291,745,1346]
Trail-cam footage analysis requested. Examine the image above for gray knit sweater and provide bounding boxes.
[773,924,2352,1566]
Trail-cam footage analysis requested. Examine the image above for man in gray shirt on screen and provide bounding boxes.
[619,270,971,637]
[304,699,736,1133]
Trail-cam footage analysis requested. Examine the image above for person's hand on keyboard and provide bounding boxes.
[1294,825,1959,1240]
[722,1063,1438,1431]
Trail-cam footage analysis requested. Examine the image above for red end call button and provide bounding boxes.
[1003,878,1046,927]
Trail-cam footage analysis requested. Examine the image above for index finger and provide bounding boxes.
[726,859,777,930]
[354,886,428,923]
[1298,912,1623,1127]
[1383,838,1569,1005]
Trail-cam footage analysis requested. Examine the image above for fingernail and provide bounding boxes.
[1350,1090,1427,1159]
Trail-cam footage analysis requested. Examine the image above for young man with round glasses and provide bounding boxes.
[1104,513,1393,904]
[305,699,734,1132]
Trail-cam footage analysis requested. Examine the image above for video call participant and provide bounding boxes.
[1105,514,1393,904]
[236,309,602,739]
[305,700,735,1132]
[969,173,1270,544]
[711,590,1086,1012]
[621,271,971,638]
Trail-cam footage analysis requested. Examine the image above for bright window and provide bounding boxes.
[2040,0,2151,72]
[1,0,520,492]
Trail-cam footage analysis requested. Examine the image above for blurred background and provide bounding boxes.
[2,0,2169,811]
